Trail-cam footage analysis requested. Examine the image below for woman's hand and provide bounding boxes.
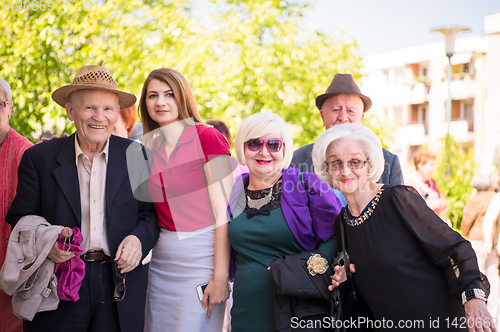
[328,263,356,291]
[464,299,497,332]
[202,277,230,323]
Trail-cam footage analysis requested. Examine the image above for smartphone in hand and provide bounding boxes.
[196,283,209,301]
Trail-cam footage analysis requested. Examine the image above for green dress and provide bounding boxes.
[228,180,337,332]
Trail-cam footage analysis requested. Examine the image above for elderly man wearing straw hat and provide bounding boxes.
[291,74,403,201]
[6,65,158,332]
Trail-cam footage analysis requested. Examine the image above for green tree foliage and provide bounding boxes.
[0,0,361,145]
[435,135,475,230]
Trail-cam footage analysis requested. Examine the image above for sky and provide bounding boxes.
[303,0,500,56]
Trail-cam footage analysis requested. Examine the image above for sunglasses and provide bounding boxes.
[245,138,283,153]
[97,261,126,303]
[326,159,367,172]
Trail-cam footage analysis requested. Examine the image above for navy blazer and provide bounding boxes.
[290,143,404,185]
[6,134,159,332]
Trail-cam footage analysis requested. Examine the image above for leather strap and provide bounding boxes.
[81,250,110,262]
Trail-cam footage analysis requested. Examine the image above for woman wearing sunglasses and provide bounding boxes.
[227,113,342,332]
[313,123,494,331]
[137,68,233,332]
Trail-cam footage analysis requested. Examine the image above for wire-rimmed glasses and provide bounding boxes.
[326,159,367,172]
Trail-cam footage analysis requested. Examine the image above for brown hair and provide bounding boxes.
[120,104,137,136]
[138,68,204,136]
[206,120,232,146]
[413,148,435,169]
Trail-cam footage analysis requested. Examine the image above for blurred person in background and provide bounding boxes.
[482,166,500,318]
[0,77,32,332]
[207,120,249,186]
[405,148,448,220]
[113,104,137,139]
[462,175,498,316]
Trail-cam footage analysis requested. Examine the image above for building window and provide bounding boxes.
[464,101,474,132]
[451,99,474,132]
[408,103,429,134]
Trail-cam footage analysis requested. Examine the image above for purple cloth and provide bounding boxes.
[54,228,85,302]
[228,167,342,280]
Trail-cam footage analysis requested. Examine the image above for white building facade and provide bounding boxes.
[361,12,500,171]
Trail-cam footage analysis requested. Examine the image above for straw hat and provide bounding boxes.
[52,65,136,108]
[315,74,372,112]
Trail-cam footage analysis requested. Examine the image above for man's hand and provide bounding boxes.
[115,235,142,273]
[47,242,75,263]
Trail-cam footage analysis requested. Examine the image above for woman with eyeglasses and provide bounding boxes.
[227,113,342,332]
[137,68,233,332]
[313,123,494,331]
[0,77,32,332]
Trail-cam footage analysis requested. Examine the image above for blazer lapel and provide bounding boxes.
[53,134,82,224]
[106,136,128,208]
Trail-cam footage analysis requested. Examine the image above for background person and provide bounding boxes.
[313,123,494,331]
[482,166,500,320]
[290,73,403,188]
[113,104,137,139]
[207,119,249,186]
[6,65,159,332]
[0,77,32,332]
[138,68,233,332]
[227,113,342,332]
[405,147,448,219]
[462,175,498,317]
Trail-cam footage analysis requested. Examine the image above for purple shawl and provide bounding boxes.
[228,167,342,278]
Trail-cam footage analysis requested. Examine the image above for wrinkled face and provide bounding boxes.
[113,113,129,138]
[244,133,284,180]
[326,139,369,194]
[146,79,180,127]
[0,91,12,133]
[320,93,364,130]
[417,159,436,182]
[66,89,119,149]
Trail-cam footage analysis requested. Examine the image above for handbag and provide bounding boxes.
[331,213,374,332]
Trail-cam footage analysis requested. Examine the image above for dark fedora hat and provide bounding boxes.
[315,74,372,112]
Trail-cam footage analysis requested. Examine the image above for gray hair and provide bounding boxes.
[312,123,384,188]
[234,112,293,168]
[0,77,12,101]
[471,175,491,192]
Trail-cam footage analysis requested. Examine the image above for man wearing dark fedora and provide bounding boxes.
[6,65,158,332]
[291,74,403,192]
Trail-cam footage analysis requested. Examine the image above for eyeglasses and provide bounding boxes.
[97,261,126,303]
[245,138,283,153]
[326,159,367,172]
[0,100,9,108]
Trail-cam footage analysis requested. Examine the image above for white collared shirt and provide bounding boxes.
[75,135,110,256]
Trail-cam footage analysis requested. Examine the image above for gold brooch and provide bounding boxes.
[307,253,328,276]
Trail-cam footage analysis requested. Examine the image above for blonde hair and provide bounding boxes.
[234,113,293,168]
[312,123,384,188]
